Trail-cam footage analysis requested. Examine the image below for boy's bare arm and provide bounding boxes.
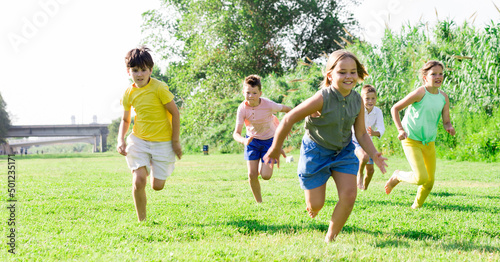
[281,105,292,113]
[117,110,131,156]
[164,101,182,159]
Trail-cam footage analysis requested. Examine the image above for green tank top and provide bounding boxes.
[402,89,446,145]
[305,87,361,151]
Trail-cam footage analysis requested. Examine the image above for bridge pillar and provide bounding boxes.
[99,127,108,152]
[100,134,107,152]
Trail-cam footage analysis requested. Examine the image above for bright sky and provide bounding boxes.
[1,0,499,126]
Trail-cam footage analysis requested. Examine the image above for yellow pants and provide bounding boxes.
[396,138,436,208]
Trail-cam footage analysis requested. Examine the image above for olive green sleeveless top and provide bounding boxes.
[305,87,361,151]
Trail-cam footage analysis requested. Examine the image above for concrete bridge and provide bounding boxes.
[2,124,109,154]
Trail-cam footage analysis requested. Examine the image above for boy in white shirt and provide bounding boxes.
[352,85,385,190]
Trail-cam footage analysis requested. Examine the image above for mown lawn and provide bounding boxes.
[0,152,499,261]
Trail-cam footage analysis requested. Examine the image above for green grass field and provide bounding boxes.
[1,152,499,261]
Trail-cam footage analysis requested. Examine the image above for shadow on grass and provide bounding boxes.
[222,218,328,235]
[355,197,500,214]
[440,240,500,253]
[430,191,465,197]
[429,203,500,214]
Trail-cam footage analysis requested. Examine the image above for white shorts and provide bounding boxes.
[125,133,176,180]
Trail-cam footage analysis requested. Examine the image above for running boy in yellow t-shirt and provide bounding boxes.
[117,46,182,221]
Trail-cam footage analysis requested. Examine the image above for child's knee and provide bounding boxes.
[361,153,370,163]
[366,165,375,175]
[248,171,259,180]
[133,177,147,190]
[415,175,430,185]
[339,188,357,204]
[260,170,273,180]
[307,200,324,212]
[422,180,434,190]
[152,185,164,191]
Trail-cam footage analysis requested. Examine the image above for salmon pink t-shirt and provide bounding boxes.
[236,98,283,140]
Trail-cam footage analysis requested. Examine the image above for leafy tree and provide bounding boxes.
[107,117,134,152]
[0,92,11,143]
[141,0,357,152]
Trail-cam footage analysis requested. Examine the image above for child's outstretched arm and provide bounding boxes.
[164,101,183,159]
[440,91,456,136]
[233,123,253,145]
[391,87,426,140]
[264,92,323,167]
[354,103,387,174]
[280,105,292,113]
[117,110,131,156]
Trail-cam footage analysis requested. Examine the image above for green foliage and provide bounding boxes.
[142,2,499,162]
[437,108,500,162]
[0,92,11,143]
[348,20,500,161]
[262,61,324,149]
[107,117,134,152]
[32,143,94,154]
[141,0,356,153]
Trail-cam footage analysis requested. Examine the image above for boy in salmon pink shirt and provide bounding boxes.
[233,75,292,203]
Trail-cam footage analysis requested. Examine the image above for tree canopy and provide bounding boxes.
[0,92,11,143]
[141,0,358,152]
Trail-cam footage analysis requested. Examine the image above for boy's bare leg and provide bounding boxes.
[260,161,273,180]
[304,183,326,218]
[384,170,400,194]
[151,177,166,191]
[355,148,368,190]
[325,172,357,242]
[132,167,148,221]
[363,164,375,190]
[247,160,262,203]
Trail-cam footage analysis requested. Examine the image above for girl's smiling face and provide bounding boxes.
[423,65,444,88]
[328,57,359,96]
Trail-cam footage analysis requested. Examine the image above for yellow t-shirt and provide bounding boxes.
[122,78,175,141]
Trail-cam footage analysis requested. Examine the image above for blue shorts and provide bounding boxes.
[298,135,359,190]
[244,137,273,162]
[353,140,374,164]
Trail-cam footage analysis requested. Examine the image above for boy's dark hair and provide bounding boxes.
[125,45,154,69]
[244,75,262,91]
[362,84,377,95]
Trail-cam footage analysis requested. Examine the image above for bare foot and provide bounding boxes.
[325,234,335,243]
[411,204,420,209]
[306,207,318,218]
[384,171,400,194]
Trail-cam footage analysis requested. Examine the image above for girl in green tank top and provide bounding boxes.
[385,61,456,209]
